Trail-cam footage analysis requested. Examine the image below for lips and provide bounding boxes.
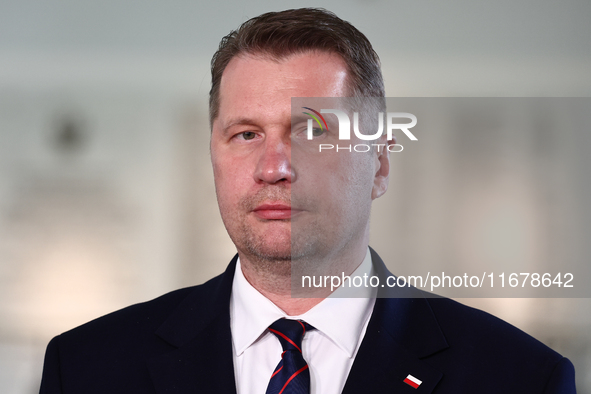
[253,203,298,220]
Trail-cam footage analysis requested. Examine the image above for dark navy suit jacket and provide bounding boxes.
[40,250,576,393]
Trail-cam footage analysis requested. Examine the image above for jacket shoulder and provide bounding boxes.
[426,296,558,356]
[424,297,576,393]
[40,271,230,393]
[59,272,225,342]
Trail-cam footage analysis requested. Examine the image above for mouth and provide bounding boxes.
[253,203,300,220]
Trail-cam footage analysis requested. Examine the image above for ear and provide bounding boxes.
[371,135,391,200]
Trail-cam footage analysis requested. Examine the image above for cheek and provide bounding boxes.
[297,153,374,210]
[338,154,375,202]
[212,156,252,205]
[212,158,236,200]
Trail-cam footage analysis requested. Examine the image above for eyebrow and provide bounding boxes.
[220,118,259,134]
[291,114,310,123]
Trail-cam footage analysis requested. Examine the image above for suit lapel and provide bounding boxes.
[147,256,238,394]
[342,250,449,393]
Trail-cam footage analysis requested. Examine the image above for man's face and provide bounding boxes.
[211,51,388,269]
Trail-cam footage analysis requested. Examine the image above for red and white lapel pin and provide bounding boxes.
[403,374,422,389]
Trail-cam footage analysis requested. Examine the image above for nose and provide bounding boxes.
[254,135,294,184]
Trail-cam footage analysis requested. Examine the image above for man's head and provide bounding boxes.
[209,8,385,126]
[209,8,389,289]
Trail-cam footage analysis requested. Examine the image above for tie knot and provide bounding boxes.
[268,319,313,353]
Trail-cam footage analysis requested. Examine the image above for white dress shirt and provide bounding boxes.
[230,248,376,394]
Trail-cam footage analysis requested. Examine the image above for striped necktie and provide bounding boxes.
[265,319,314,394]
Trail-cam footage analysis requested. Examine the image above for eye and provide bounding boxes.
[311,127,325,137]
[239,131,257,140]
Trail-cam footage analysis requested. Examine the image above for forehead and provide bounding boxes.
[215,52,349,127]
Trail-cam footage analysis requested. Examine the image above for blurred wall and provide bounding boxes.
[0,0,590,392]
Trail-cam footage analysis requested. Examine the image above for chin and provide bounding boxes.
[242,236,292,262]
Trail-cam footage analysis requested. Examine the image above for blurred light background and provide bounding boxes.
[0,0,590,392]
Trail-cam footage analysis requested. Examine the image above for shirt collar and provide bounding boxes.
[230,248,376,358]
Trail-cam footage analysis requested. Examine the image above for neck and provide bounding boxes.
[238,241,368,316]
[239,259,322,315]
